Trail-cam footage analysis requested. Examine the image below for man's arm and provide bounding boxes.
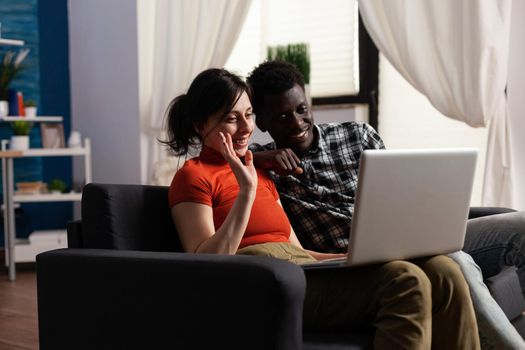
[360,122,386,150]
[250,143,303,174]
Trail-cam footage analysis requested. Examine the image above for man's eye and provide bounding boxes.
[297,106,308,114]
[280,114,287,119]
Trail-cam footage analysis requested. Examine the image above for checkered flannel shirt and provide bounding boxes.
[250,122,385,253]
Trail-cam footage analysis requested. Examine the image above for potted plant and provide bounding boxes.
[24,99,37,117]
[48,178,68,194]
[0,49,30,116]
[267,43,311,101]
[10,120,33,150]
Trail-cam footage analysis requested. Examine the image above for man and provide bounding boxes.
[247,60,525,348]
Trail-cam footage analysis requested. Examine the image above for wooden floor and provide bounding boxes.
[0,267,38,350]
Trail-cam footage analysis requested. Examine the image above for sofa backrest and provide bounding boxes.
[81,183,183,252]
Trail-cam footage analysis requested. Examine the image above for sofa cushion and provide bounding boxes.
[485,266,525,321]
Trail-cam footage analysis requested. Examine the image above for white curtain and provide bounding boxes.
[138,0,252,185]
[358,0,513,207]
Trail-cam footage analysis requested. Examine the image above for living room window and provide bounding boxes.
[229,1,373,93]
[225,0,379,128]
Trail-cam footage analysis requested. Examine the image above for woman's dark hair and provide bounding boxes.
[246,60,305,116]
[161,68,250,156]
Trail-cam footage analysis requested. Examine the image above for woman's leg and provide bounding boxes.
[448,251,525,349]
[413,255,480,350]
[304,260,432,350]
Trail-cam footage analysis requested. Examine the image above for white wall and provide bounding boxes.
[508,0,525,211]
[69,0,141,185]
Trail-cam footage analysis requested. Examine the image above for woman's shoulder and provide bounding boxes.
[171,157,210,186]
[169,158,217,207]
[174,157,201,174]
[172,156,231,189]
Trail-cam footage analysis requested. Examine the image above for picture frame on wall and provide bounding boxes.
[40,123,65,148]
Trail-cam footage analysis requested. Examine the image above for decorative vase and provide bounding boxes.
[10,135,29,150]
[0,100,9,117]
[67,130,82,148]
[25,106,37,117]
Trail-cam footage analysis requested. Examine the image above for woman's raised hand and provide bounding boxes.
[219,132,258,194]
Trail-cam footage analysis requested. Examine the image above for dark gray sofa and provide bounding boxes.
[36,183,524,349]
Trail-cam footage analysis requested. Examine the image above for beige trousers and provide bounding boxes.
[237,242,480,350]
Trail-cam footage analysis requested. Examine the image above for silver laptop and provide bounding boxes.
[302,148,478,269]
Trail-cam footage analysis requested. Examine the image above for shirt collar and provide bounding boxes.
[199,145,228,165]
[302,124,325,158]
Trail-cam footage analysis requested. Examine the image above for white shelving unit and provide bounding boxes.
[14,192,83,203]
[0,36,87,280]
[0,38,25,46]
[0,120,92,280]
[0,116,63,122]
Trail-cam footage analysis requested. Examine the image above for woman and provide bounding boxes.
[164,68,480,349]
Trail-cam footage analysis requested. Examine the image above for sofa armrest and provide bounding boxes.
[37,249,305,350]
[66,220,83,248]
[468,207,516,220]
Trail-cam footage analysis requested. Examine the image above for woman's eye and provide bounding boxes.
[246,112,254,119]
[226,116,237,123]
[280,114,287,119]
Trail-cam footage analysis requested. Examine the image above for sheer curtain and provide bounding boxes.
[138,0,252,185]
[358,0,513,207]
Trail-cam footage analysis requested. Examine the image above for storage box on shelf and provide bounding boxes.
[0,115,92,280]
[15,230,68,262]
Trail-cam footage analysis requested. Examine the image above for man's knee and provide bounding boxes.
[418,255,471,302]
[381,260,432,300]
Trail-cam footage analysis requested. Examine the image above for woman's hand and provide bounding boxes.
[252,149,303,175]
[307,251,347,261]
[219,132,258,194]
[289,229,346,261]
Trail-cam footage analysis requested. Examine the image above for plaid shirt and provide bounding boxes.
[250,122,385,253]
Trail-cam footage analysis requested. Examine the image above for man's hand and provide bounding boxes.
[252,149,303,175]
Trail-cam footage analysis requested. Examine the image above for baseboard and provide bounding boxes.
[0,248,36,273]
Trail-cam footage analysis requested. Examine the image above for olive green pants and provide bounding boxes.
[237,242,480,350]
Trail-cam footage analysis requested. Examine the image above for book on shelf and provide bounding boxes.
[7,89,25,116]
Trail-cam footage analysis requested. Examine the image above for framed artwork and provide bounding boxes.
[40,123,65,148]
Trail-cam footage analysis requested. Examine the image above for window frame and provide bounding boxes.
[311,14,379,130]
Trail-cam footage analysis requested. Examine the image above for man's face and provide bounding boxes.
[257,84,315,155]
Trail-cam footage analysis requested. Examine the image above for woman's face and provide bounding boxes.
[198,91,254,156]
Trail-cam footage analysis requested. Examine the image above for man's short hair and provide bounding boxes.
[247,60,305,115]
